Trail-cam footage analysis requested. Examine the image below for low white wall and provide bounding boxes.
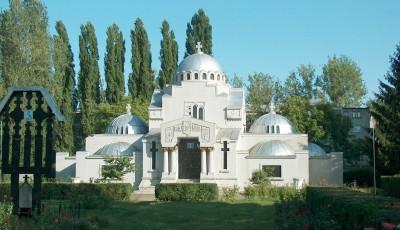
[309,152,343,186]
[56,152,76,179]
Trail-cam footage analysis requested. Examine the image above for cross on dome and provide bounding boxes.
[126,104,131,115]
[269,101,276,114]
[196,41,203,53]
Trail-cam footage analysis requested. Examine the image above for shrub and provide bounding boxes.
[0,183,132,209]
[343,167,381,187]
[250,169,271,185]
[155,183,218,201]
[0,199,13,229]
[306,186,400,229]
[221,186,239,202]
[243,184,300,201]
[382,176,400,198]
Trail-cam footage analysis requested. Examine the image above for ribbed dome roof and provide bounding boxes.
[106,105,148,135]
[174,42,225,85]
[92,142,138,157]
[308,143,327,156]
[177,52,223,73]
[249,103,295,134]
[249,140,295,157]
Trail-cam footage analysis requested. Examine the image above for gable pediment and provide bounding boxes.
[160,116,216,147]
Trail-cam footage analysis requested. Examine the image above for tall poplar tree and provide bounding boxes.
[158,20,178,88]
[185,9,212,56]
[0,0,52,92]
[105,24,125,103]
[128,18,154,101]
[78,22,101,137]
[53,20,76,153]
[371,44,400,174]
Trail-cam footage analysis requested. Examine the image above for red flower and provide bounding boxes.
[304,223,310,230]
[382,222,396,230]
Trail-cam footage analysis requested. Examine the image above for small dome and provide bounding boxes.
[308,143,327,156]
[106,105,148,135]
[93,142,137,157]
[175,42,225,84]
[249,140,295,157]
[249,102,295,134]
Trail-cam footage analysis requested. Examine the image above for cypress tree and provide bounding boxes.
[78,22,101,137]
[105,24,125,104]
[158,20,178,88]
[371,44,400,174]
[128,18,154,101]
[0,0,52,91]
[53,20,76,153]
[185,9,212,56]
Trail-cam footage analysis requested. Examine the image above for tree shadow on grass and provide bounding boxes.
[87,200,275,230]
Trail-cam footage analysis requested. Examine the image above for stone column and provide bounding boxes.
[208,148,214,174]
[201,148,207,174]
[163,148,169,174]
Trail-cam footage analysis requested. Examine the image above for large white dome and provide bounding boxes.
[249,103,295,134]
[174,42,226,84]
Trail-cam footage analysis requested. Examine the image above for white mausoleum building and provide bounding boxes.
[56,43,343,190]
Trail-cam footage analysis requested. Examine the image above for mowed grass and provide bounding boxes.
[83,200,275,230]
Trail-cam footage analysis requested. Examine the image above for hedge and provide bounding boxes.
[155,183,218,201]
[306,187,400,229]
[343,167,381,187]
[0,183,132,208]
[382,176,400,199]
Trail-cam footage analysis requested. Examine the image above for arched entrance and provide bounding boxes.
[178,138,201,179]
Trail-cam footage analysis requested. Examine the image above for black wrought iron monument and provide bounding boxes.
[0,87,64,214]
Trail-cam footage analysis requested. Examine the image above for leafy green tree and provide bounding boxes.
[158,20,178,88]
[321,56,367,107]
[105,24,125,104]
[128,18,154,101]
[53,20,76,153]
[185,9,212,56]
[280,96,325,143]
[371,44,400,174]
[101,157,135,181]
[229,74,244,88]
[246,73,275,114]
[0,0,52,92]
[78,22,101,137]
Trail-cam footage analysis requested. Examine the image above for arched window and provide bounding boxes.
[187,73,190,80]
[199,107,204,120]
[202,73,207,80]
[276,125,280,134]
[266,126,269,134]
[126,126,129,134]
[193,105,198,119]
[271,126,275,134]
[195,73,199,80]
[120,127,124,135]
[211,74,215,80]
[217,74,220,80]
[180,74,183,81]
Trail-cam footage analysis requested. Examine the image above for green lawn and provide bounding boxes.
[82,200,275,230]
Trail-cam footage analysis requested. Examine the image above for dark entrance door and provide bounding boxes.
[178,138,201,179]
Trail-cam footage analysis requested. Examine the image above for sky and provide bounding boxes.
[1,0,399,101]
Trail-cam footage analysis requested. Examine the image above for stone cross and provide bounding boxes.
[196,42,203,53]
[126,104,131,115]
[150,142,158,169]
[269,102,276,114]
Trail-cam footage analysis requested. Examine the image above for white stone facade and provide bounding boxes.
[56,44,343,190]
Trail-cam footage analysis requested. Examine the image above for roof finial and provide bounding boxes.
[126,104,131,115]
[195,41,203,53]
[269,101,276,114]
